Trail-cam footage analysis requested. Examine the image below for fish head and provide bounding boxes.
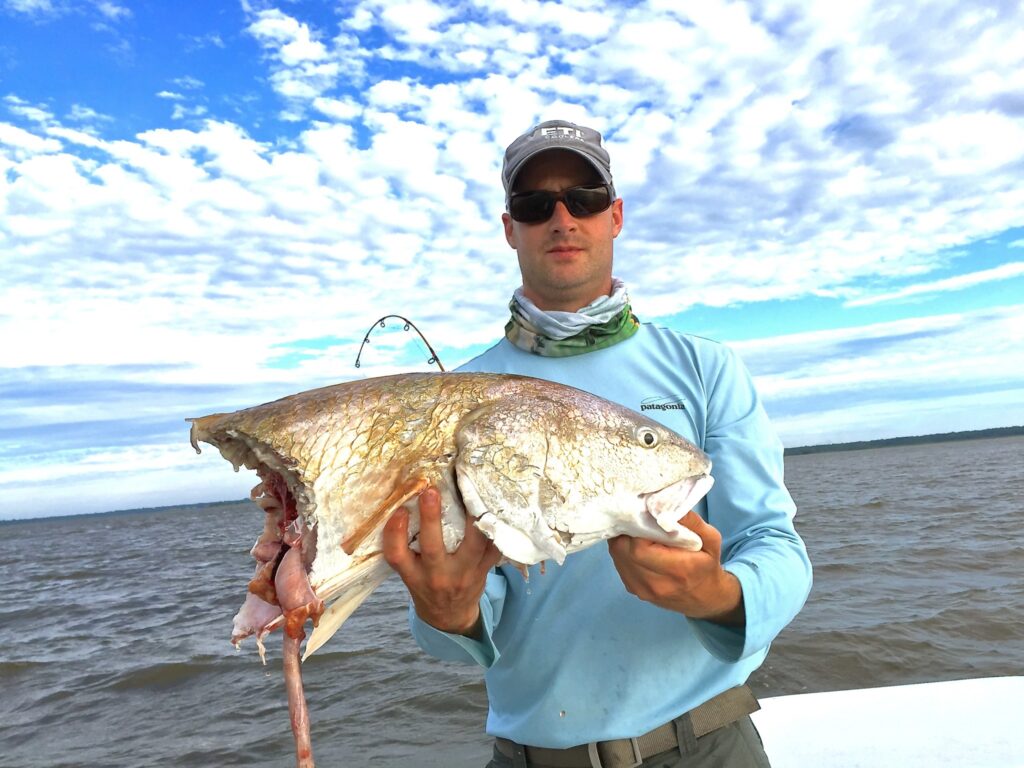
[552,396,714,544]
[456,381,714,563]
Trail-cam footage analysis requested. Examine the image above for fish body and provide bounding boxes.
[189,372,714,766]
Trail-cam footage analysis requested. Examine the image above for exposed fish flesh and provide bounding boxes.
[188,372,714,767]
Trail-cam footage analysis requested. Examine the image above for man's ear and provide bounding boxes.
[502,212,517,249]
[611,198,624,239]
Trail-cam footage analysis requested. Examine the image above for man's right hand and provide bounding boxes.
[382,485,502,637]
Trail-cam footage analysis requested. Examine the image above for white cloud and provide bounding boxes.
[0,443,258,520]
[172,76,204,90]
[897,112,1024,176]
[733,306,1024,444]
[67,103,112,123]
[3,0,1024,517]
[4,2,1023,343]
[247,8,329,61]
[480,0,613,40]
[0,122,62,155]
[94,0,129,21]
[377,0,454,45]
[773,388,1024,448]
[171,102,209,121]
[183,32,225,50]
[739,307,1024,396]
[3,0,55,15]
[846,263,1024,307]
[246,8,353,116]
[4,95,54,124]
[311,96,361,121]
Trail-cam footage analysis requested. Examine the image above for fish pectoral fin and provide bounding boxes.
[341,476,432,555]
[303,555,392,660]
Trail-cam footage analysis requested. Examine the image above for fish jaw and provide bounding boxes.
[645,473,715,532]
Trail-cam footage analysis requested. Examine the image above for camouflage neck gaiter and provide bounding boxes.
[504,279,641,357]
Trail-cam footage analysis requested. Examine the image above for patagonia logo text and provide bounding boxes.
[640,396,687,412]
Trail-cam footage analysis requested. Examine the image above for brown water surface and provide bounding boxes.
[1,436,1021,767]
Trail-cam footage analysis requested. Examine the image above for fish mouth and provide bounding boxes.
[190,418,323,661]
[642,474,715,539]
[191,435,326,766]
[227,466,324,660]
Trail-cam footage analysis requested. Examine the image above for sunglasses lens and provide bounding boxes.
[509,192,554,223]
[509,185,612,223]
[564,186,612,216]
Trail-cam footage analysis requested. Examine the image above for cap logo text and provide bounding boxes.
[539,126,585,141]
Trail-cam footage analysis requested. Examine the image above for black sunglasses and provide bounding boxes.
[508,184,614,223]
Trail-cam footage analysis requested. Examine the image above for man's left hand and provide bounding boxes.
[608,511,745,626]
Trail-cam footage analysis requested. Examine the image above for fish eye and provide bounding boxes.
[635,427,659,448]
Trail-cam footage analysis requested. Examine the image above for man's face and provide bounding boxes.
[502,150,623,312]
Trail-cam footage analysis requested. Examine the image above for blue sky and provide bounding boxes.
[1,0,1022,520]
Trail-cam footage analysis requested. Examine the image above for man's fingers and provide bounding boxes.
[388,485,501,576]
[611,532,707,577]
[610,535,662,573]
[631,540,689,575]
[415,486,445,560]
[478,536,503,570]
[608,534,630,559]
[677,510,708,534]
[382,508,411,570]
[677,511,721,556]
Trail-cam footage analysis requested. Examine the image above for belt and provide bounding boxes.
[494,685,759,768]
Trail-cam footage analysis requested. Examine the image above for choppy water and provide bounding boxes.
[2,436,1022,767]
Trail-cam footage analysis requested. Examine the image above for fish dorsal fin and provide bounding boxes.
[454,399,569,565]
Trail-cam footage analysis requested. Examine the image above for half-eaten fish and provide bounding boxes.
[189,372,714,767]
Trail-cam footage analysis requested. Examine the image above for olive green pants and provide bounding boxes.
[485,716,771,768]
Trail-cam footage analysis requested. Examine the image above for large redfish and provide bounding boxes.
[189,372,713,767]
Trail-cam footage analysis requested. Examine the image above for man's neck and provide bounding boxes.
[521,284,612,313]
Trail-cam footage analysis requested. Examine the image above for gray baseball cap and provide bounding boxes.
[501,119,615,199]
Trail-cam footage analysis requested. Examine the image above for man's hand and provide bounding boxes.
[608,511,745,626]
[383,486,502,636]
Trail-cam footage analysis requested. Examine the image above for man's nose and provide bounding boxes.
[549,200,578,230]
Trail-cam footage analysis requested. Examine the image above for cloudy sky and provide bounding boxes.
[1,0,1022,520]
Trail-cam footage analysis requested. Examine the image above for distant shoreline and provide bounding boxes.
[785,425,1024,455]
[5,427,1022,523]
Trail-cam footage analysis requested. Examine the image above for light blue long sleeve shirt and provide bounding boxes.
[410,324,812,748]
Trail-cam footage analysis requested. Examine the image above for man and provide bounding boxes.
[383,120,812,768]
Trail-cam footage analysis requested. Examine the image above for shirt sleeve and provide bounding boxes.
[407,569,508,668]
[688,344,813,662]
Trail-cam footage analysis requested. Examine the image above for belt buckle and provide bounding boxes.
[586,737,643,768]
